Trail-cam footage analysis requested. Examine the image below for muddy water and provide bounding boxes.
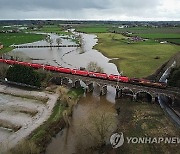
[10,32,119,74]
[8,31,119,153]
[46,93,117,154]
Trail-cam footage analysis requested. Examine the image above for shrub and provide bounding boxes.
[168,67,180,88]
[6,64,41,87]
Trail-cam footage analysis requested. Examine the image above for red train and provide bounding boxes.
[129,78,167,88]
[0,58,167,88]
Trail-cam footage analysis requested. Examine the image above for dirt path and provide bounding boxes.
[0,84,59,152]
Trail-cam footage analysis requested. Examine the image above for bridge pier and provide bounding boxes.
[86,83,94,92]
[152,97,156,103]
[72,80,81,88]
[133,95,137,101]
[100,85,107,96]
[115,88,122,99]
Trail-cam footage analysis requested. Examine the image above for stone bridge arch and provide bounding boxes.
[62,77,69,85]
[122,87,134,100]
[82,81,94,93]
[49,76,62,85]
[72,79,81,88]
[136,91,153,103]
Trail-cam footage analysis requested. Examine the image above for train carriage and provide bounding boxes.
[56,67,71,74]
[71,69,89,76]
[89,72,108,79]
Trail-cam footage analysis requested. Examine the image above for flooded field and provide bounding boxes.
[0,93,43,150]
[0,85,59,152]
[9,32,119,74]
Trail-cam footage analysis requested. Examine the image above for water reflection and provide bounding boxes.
[10,32,119,74]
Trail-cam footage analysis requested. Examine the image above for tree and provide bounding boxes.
[6,64,41,87]
[56,38,62,46]
[45,35,53,49]
[86,61,104,73]
[168,67,180,88]
[49,38,53,47]
[76,106,117,152]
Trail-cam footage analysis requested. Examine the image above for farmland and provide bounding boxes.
[111,26,180,34]
[76,25,109,33]
[75,25,180,77]
[94,33,180,78]
[36,25,71,35]
[111,26,180,45]
[0,33,45,53]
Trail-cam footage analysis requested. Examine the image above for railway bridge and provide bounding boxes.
[50,72,180,103]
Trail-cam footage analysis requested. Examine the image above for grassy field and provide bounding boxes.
[112,27,180,34]
[76,25,109,33]
[94,33,180,78]
[37,25,71,35]
[112,26,180,45]
[135,33,180,39]
[0,32,45,53]
[115,99,180,153]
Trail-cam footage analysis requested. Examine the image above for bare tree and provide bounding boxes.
[45,35,53,49]
[76,106,117,151]
[49,38,53,48]
[56,38,62,46]
[86,61,104,73]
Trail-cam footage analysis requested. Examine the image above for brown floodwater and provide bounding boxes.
[45,93,117,154]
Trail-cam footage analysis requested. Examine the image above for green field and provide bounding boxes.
[111,26,180,45]
[112,27,180,34]
[76,26,109,33]
[37,25,71,35]
[135,33,180,39]
[0,33,45,53]
[95,33,180,78]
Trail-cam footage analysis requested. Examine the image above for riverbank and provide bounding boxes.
[8,86,84,153]
[30,87,84,153]
[94,33,180,78]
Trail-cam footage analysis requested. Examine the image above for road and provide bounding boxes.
[158,61,180,128]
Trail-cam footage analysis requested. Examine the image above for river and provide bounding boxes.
[7,31,119,153]
[46,93,117,154]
